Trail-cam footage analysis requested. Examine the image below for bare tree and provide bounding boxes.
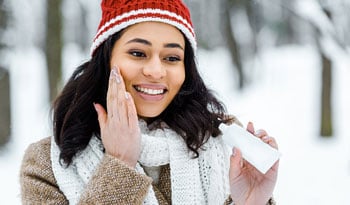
[279,0,296,44]
[320,52,333,137]
[63,0,90,52]
[0,0,11,147]
[319,8,333,137]
[296,3,335,137]
[224,0,245,89]
[244,0,262,53]
[45,0,63,102]
[0,68,11,147]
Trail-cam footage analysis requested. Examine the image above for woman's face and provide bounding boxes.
[110,22,186,118]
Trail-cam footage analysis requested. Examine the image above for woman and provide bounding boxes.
[20,0,279,204]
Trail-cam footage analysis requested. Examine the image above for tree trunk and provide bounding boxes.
[281,0,296,44]
[76,2,89,52]
[0,0,11,147]
[245,0,260,53]
[0,67,11,146]
[0,0,8,51]
[45,0,63,102]
[320,53,333,137]
[319,8,333,137]
[224,1,245,89]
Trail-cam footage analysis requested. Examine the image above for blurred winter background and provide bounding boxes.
[1,0,349,204]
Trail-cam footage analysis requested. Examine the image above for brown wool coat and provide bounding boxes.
[20,137,275,205]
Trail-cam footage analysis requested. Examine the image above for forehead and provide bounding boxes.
[119,21,185,45]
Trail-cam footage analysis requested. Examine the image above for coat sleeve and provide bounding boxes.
[78,154,153,204]
[20,137,153,205]
[20,138,68,204]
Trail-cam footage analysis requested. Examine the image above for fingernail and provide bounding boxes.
[93,103,98,112]
[125,92,129,99]
[111,67,121,84]
[232,147,236,156]
[262,136,269,141]
[255,130,262,136]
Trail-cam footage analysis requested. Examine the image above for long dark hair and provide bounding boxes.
[54,31,231,165]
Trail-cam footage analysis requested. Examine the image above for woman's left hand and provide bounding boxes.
[229,122,279,205]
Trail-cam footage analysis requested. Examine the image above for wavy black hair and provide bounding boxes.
[53,31,232,165]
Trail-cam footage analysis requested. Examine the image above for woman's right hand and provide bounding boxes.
[94,66,141,168]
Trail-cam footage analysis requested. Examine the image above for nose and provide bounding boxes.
[142,57,166,80]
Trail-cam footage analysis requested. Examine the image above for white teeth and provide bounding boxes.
[135,86,165,95]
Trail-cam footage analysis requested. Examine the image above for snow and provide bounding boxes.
[1,43,349,204]
[0,47,51,203]
[295,0,335,35]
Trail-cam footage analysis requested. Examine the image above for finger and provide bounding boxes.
[254,129,268,139]
[125,92,138,128]
[262,136,280,173]
[94,103,107,127]
[114,66,129,122]
[246,121,255,134]
[270,160,279,172]
[107,67,121,118]
[262,136,279,150]
[229,147,243,180]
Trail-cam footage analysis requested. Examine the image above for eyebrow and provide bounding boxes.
[126,38,151,46]
[126,38,184,50]
[165,43,184,50]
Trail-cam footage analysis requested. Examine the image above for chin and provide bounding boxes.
[139,113,160,119]
[137,110,162,119]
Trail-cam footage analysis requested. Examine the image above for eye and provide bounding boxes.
[129,50,146,58]
[164,56,181,62]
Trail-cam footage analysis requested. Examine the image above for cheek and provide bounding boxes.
[120,72,133,91]
[174,78,185,91]
[119,65,140,91]
[173,70,185,90]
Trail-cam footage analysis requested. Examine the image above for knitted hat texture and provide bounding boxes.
[90,0,196,56]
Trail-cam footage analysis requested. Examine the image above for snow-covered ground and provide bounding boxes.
[0,44,349,204]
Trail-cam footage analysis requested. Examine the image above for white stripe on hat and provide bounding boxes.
[90,9,196,56]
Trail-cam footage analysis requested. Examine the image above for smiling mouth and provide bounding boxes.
[134,85,167,95]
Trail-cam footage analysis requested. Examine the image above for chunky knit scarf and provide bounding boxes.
[51,121,231,204]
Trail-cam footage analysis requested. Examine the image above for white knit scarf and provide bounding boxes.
[51,120,231,204]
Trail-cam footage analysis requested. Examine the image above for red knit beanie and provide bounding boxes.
[90,0,196,56]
